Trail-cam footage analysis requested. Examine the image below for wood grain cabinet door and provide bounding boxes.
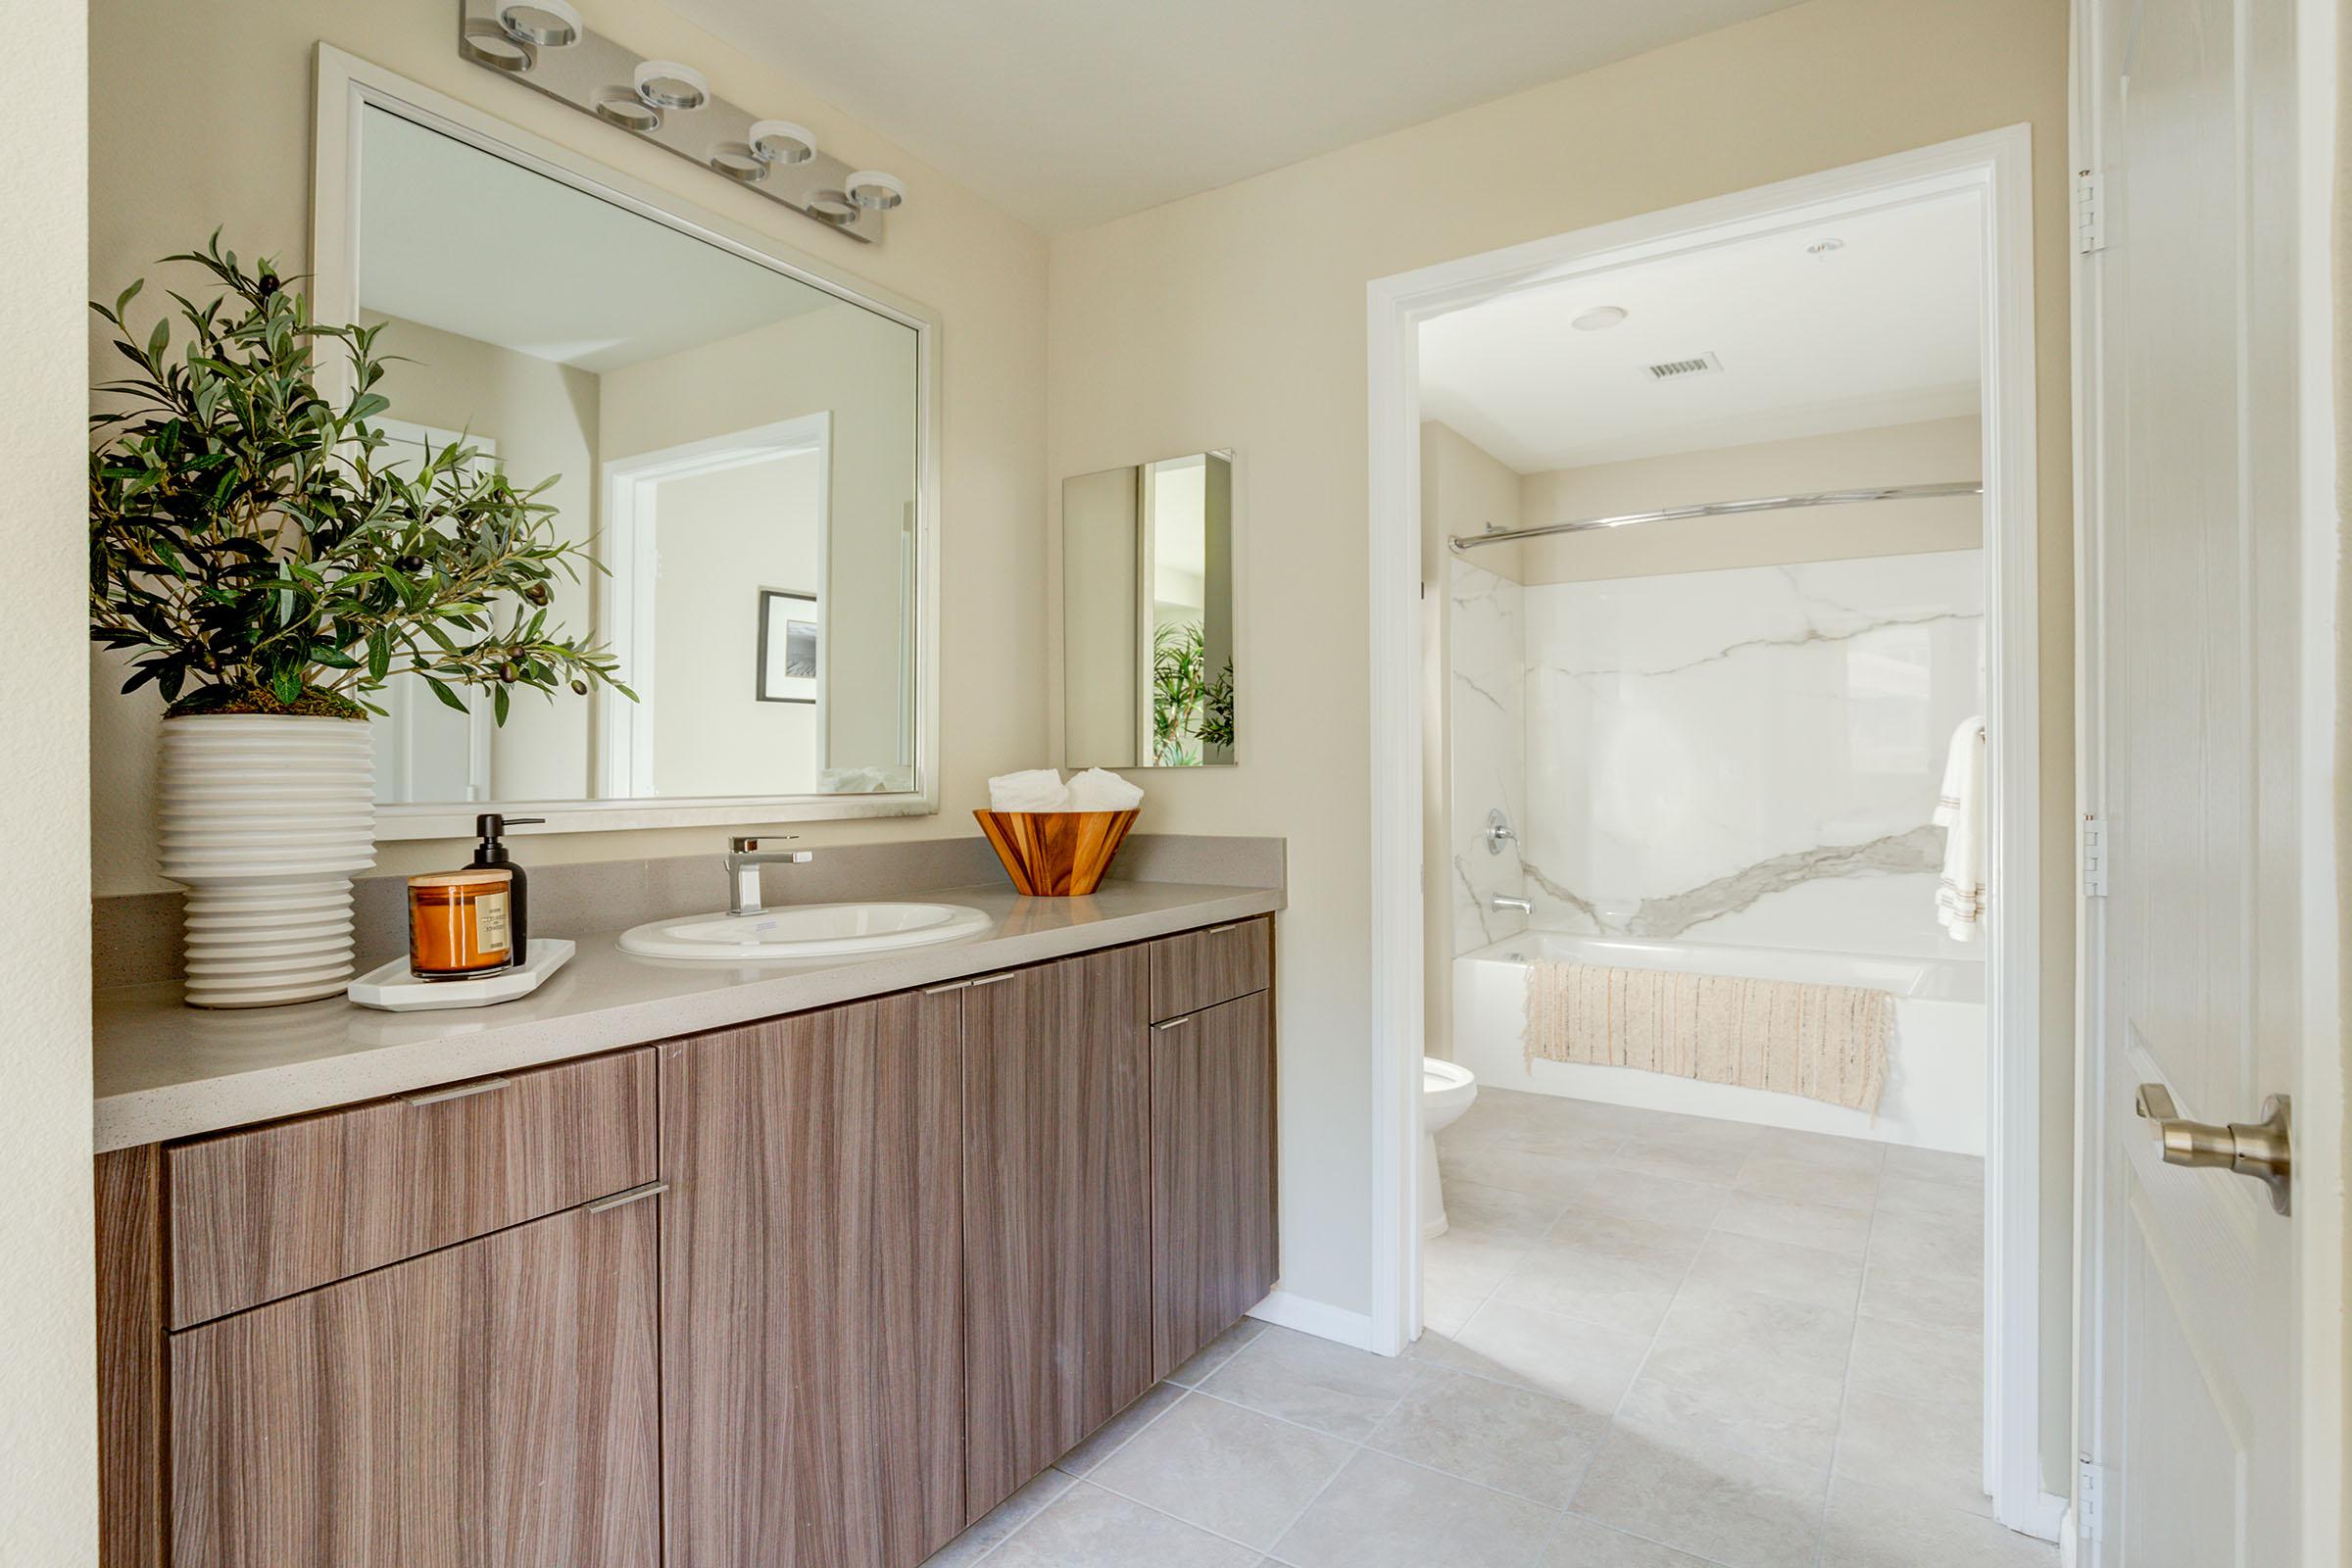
[659,991,966,1568]
[169,1197,662,1568]
[961,950,1152,1520]
[1150,990,1278,1380]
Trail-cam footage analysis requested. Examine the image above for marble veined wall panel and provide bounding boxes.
[1518,551,1984,958]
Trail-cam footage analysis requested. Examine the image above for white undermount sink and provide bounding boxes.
[618,902,993,960]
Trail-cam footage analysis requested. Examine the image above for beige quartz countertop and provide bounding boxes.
[93,879,1281,1152]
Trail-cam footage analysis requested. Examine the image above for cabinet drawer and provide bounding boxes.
[1150,916,1271,1021]
[165,1049,656,1328]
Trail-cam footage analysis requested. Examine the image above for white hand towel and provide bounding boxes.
[989,768,1071,811]
[1064,767,1144,811]
[1934,715,1987,942]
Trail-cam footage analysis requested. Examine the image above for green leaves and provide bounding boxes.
[89,233,632,723]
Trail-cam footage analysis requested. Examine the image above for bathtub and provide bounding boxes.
[1450,931,1986,1155]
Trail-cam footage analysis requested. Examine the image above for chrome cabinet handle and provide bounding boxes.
[969,973,1016,989]
[1153,1015,1193,1031]
[586,1181,668,1214]
[2134,1083,2293,1214]
[404,1077,512,1107]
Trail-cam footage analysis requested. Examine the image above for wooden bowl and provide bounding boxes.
[973,808,1140,897]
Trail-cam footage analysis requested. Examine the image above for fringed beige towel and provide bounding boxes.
[1526,961,1890,1113]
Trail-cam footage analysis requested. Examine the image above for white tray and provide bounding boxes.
[347,938,575,1011]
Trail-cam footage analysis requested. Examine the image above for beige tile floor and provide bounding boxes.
[923,1090,2059,1568]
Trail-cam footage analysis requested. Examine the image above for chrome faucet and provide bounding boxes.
[1491,893,1533,914]
[725,835,812,916]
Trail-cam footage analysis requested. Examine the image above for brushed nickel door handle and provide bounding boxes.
[2134,1083,2293,1214]
[404,1077,512,1107]
[586,1181,668,1214]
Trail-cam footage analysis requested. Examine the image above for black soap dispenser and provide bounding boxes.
[471,814,545,958]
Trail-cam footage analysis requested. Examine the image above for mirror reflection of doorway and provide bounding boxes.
[600,416,830,798]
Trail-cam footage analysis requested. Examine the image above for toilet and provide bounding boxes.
[1419,1056,1480,1238]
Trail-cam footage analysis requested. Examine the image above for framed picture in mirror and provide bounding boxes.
[758,589,819,705]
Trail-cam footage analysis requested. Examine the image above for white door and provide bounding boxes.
[2079,0,2331,1562]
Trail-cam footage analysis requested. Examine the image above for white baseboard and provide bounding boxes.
[1248,1290,1380,1351]
[2014,1490,2070,1544]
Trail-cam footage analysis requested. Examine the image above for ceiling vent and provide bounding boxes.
[1644,352,1724,380]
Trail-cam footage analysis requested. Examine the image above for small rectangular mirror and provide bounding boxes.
[1061,452,1237,767]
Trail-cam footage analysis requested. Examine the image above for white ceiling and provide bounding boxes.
[666,0,1807,231]
[1417,192,1984,472]
[358,107,832,373]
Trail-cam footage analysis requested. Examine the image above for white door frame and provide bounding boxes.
[2067,0,2343,1560]
[598,413,831,798]
[1364,125,2056,1535]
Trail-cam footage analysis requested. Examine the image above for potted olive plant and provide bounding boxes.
[90,236,628,1006]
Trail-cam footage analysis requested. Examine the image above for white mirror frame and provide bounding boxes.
[311,45,942,839]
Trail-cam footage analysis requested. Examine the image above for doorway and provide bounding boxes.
[1365,127,2059,1541]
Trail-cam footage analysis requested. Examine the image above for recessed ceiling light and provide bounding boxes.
[1571,306,1628,331]
[1807,238,1846,256]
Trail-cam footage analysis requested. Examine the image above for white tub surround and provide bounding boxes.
[157,714,377,1008]
[1455,931,1984,1153]
[1446,558,1527,953]
[1516,550,1984,957]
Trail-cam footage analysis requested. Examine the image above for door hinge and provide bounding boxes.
[2082,814,2109,898]
[2078,1457,2110,1541]
[2076,170,2106,254]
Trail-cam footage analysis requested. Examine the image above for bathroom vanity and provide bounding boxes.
[92,901,1277,1567]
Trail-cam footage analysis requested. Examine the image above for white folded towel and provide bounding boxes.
[988,768,1072,810]
[1934,715,1987,942]
[1064,767,1145,811]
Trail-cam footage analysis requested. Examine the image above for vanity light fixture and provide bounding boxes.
[709,141,767,183]
[1571,306,1629,331]
[460,17,534,72]
[454,0,895,241]
[634,60,710,111]
[498,0,581,48]
[806,190,862,225]
[845,171,906,211]
[593,85,662,131]
[749,120,817,166]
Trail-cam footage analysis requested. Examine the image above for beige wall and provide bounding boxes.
[1418,420,1524,1058]
[88,0,1047,893]
[1048,0,2074,1488]
[1516,415,1984,581]
[1,0,96,1556]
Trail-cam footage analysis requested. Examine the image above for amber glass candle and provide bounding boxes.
[408,868,515,980]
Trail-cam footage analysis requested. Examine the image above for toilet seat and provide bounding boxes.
[1422,1056,1478,1125]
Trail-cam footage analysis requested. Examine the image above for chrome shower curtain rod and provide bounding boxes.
[1445,480,1984,554]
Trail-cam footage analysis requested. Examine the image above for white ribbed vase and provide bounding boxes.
[158,714,377,1008]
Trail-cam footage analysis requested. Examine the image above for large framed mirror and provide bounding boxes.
[1060,451,1238,767]
[314,49,937,837]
